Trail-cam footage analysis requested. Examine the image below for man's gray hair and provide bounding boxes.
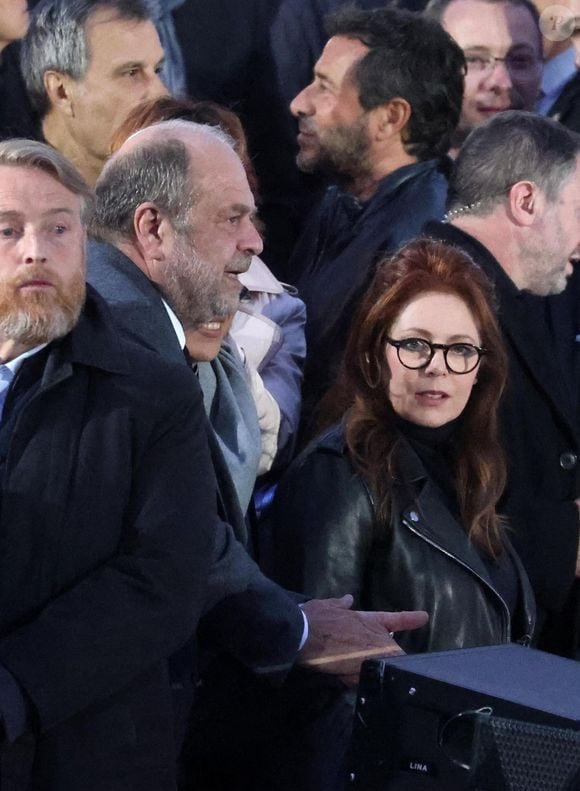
[0,138,94,221]
[91,120,235,243]
[450,111,580,216]
[21,0,156,118]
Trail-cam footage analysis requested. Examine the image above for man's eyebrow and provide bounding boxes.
[41,208,77,218]
[112,57,165,75]
[226,203,257,216]
[508,42,540,52]
[112,60,142,73]
[314,68,336,87]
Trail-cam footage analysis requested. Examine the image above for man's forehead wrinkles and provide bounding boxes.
[86,10,142,31]
[0,207,76,216]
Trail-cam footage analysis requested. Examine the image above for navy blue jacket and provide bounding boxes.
[291,158,451,426]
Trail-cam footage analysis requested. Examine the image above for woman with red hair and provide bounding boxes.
[270,237,536,653]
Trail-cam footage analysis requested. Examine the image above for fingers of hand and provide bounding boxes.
[357,609,429,634]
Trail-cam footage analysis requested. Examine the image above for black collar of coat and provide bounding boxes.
[312,420,427,487]
[39,287,132,391]
[423,220,522,300]
[423,220,579,434]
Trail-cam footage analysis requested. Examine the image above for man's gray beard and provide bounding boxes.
[161,236,244,330]
[518,213,569,296]
[0,271,85,346]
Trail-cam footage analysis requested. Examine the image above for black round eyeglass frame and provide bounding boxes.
[386,337,487,375]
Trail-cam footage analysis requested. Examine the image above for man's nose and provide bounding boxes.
[146,70,169,100]
[21,231,48,264]
[239,220,263,257]
[290,84,313,118]
[484,59,513,90]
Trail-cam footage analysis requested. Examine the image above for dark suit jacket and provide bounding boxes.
[86,241,304,675]
[425,222,580,625]
[547,68,580,134]
[0,291,215,790]
[0,42,40,141]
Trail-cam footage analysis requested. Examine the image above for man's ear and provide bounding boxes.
[133,202,172,273]
[43,70,75,117]
[507,181,539,226]
[370,98,412,141]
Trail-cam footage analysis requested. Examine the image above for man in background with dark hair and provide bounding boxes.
[286,6,465,433]
[425,110,580,657]
[424,0,543,152]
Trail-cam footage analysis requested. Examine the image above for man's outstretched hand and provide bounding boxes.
[298,594,428,686]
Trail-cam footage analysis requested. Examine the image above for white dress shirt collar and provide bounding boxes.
[161,299,186,349]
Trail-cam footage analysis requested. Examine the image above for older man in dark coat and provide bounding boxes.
[0,138,215,790]
[87,119,429,791]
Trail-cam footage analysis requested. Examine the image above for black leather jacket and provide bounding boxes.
[269,424,536,654]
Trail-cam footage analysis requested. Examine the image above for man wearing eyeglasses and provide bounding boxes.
[425,0,543,153]
[425,110,580,659]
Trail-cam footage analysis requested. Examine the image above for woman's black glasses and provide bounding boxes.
[386,337,487,374]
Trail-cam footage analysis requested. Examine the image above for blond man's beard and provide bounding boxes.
[0,267,86,346]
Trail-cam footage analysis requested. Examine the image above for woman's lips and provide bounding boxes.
[415,390,449,405]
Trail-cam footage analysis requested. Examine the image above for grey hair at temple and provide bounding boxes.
[21,0,156,117]
[91,120,235,243]
[450,111,580,218]
[0,138,94,222]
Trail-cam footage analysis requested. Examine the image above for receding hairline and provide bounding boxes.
[436,0,539,25]
[109,120,234,162]
[100,121,242,207]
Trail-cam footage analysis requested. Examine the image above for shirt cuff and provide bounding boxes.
[298,605,309,651]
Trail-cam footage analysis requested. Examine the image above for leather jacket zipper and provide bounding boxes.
[402,517,512,643]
